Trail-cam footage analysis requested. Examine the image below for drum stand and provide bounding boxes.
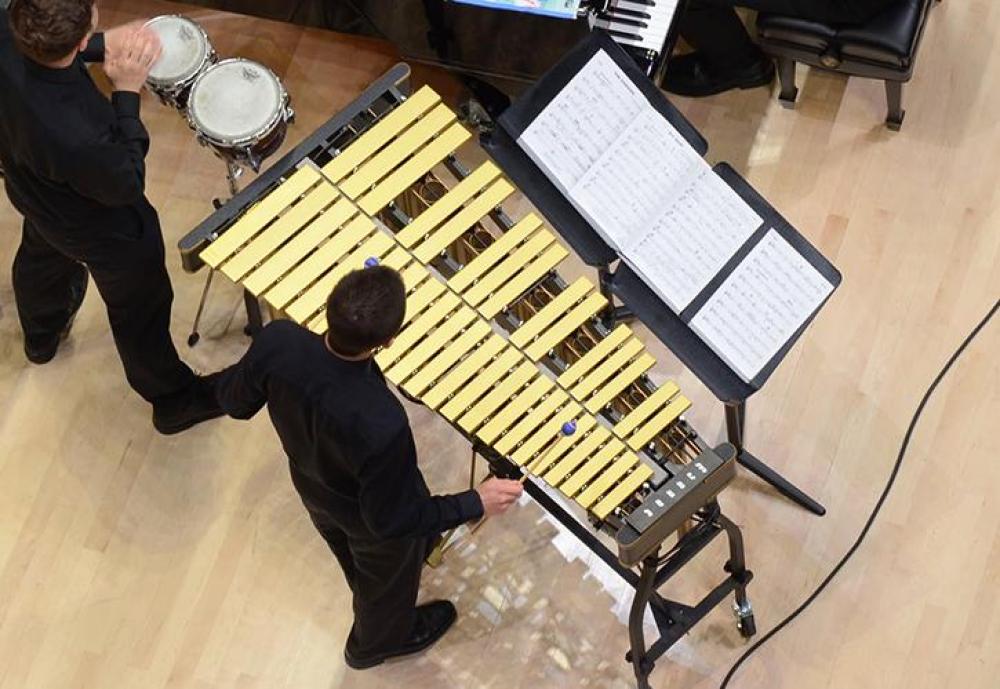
[187,161,263,346]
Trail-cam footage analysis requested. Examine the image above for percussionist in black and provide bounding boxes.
[216,266,524,668]
[0,0,222,434]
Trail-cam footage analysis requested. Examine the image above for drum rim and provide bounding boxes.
[186,58,290,147]
[144,14,213,87]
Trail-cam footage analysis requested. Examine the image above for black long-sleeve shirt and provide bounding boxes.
[0,12,151,232]
[216,320,484,541]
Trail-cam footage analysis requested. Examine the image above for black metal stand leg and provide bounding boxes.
[187,269,215,347]
[719,511,756,638]
[777,56,799,106]
[884,80,905,131]
[725,401,826,516]
[628,554,659,689]
[598,265,635,328]
[243,289,264,336]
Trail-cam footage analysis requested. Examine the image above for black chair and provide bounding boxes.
[757,0,940,130]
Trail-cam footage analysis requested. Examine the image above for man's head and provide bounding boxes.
[325,266,406,358]
[8,0,97,65]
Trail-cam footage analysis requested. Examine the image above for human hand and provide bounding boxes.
[475,478,523,518]
[103,19,150,58]
[103,28,161,93]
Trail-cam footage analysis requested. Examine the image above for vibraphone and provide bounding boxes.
[180,64,755,689]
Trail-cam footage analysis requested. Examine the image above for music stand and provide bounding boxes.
[482,125,635,325]
[487,33,839,515]
[610,265,826,515]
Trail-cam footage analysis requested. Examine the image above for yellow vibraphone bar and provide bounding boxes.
[198,85,703,524]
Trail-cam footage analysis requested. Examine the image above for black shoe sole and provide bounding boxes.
[344,605,457,670]
[24,340,60,365]
[152,407,226,436]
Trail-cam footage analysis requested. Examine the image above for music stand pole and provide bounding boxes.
[724,400,826,516]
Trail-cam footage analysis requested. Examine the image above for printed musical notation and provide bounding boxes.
[520,50,762,312]
[689,230,835,382]
[518,47,834,383]
[520,50,646,189]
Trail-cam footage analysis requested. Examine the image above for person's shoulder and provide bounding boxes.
[257,319,309,344]
[263,318,306,335]
[245,320,313,364]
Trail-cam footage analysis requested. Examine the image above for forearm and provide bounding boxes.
[215,351,268,420]
[365,487,484,540]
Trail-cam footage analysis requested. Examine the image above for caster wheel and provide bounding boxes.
[212,198,224,210]
[733,601,756,638]
[187,332,200,347]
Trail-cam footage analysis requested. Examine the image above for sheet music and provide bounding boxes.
[625,167,763,311]
[519,50,646,190]
[689,229,835,382]
[518,48,763,312]
[572,107,705,250]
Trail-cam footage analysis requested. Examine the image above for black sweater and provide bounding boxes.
[216,320,484,541]
[0,13,150,232]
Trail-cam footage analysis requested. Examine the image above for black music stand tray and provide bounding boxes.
[486,33,839,516]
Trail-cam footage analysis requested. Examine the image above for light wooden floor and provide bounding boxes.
[1,2,998,688]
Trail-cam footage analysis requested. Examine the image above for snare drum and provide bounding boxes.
[186,58,294,172]
[145,15,216,110]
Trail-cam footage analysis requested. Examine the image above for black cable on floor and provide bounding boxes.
[720,296,999,688]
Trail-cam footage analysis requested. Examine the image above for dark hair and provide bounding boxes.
[9,0,95,63]
[326,266,406,357]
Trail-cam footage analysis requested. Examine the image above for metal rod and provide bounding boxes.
[186,269,215,347]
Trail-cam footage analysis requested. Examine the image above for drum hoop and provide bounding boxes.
[186,58,289,147]
[144,15,213,87]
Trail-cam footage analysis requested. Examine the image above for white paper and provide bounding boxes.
[572,108,706,250]
[626,167,762,311]
[517,49,763,312]
[689,229,835,382]
[519,50,646,190]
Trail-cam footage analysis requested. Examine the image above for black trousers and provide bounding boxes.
[308,509,433,656]
[678,0,900,71]
[11,206,196,405]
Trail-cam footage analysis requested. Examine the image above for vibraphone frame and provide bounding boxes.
[179,64,755,689]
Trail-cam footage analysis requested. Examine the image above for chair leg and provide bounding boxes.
[776,56,798,107]
[885,80,905,130]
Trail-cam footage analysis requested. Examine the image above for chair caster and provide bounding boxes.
[187,332,200,347]
[212,198,224,210]
[733,601,756,638]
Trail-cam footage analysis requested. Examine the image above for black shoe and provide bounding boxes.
[344,600,458,670]
[664,52,775,98]
[23,275,88,364]
[152,373,226,435]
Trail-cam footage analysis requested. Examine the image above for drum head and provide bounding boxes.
[146,16,209,85]
[188,60,284,144]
